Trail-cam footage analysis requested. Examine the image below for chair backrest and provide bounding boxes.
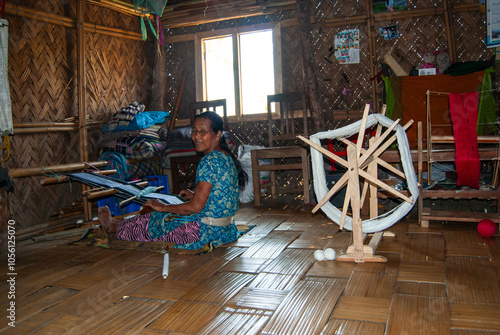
[191,99,229,131]
[267,92,308,147]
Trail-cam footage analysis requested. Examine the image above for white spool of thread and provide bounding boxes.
[162,253,169,279]
[324,248,336,260]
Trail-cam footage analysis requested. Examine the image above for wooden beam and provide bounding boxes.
[297,0,323,132]
[77,0,91,221]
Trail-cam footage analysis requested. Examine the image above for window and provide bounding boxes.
[195,24,281,119]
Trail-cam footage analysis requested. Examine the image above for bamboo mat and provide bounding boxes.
[354,253,401,274]
[130,278,197,301]
[321,319,386,335]
[245,214,289,236]
[260,249,315,276]
[398,261,446,284]
[246,273,303,290]
[274,220,312,231]
[287,238,329,249]
[182,272,255,304]
[226,287,289,310]
[323,231,355,251]
[219,257,270,273]
[261,278,347,334]
[395,281,447,297]
[196,307,272,335]
[66,298,170,334]
[377,234,404,253]
[402,233,446,262]
[0,311,77,335]
[330,296,390,323]
[52,270,109,291]
[166,256,229,282]
[295,221,339,239]
[16,261,89,297]
[47,265,159,317]
[149,300,223,333]
[343,271,397,298]
[240,231,301,258]
[444,230,490,257]
[450,303,500,332]
[12,287,77,325]
[31,315,83,335]
[446,256,500,305]
[386,294,451,334]
[306,259,356,278]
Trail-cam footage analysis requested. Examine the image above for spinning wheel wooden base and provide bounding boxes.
[300,105,416,263]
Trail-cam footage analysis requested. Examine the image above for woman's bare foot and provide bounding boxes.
[98,206,118,236]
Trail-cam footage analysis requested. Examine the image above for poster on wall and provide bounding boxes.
[373,0,407,14]
[486,0,500,48]
[379,24,399,40]
[334,29,360,64]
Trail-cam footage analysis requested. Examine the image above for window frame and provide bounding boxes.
[194,22,282,123]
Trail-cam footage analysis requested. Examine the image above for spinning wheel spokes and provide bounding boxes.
[300,104,419,262]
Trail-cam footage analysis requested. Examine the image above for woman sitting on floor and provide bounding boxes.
[98,111,247,251]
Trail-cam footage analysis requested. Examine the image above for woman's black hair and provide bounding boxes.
[194,111,248,187]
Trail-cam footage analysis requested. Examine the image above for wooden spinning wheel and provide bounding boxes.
[299,104,418,263]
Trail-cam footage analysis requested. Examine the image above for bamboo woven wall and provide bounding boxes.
[161,0,497,193]
[2,1,152,229]
[1,0,497,229]
[163,0,496,134]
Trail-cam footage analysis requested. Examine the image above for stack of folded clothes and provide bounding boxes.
[99,101,170,178]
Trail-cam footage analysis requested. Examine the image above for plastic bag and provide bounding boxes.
[238,145,271,203]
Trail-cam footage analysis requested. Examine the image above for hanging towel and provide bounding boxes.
[449,92,480,189]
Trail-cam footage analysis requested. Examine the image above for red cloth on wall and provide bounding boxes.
[449,92,480,189]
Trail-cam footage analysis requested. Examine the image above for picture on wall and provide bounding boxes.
[380,24,399,40]
[373,0,407,14]
[334,29,360,64]
[486,0,500,48]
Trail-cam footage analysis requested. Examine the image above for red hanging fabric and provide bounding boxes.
[449,92,480,189]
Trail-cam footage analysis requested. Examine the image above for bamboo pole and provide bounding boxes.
[77,0,92,221]
[14,127,78,134]
[10,162,108,178]
[13,122,80,128]
[443,0,457,62]
[169,71,187,130]
[5,3,74,27]
[83,22,142,40]
[6,2,142,40]
[9,161,108,178]
[366,0,378,113]
[86,0,152,18]
[40,169,117,185]
[297,0,323,132]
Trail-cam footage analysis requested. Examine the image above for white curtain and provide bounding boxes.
[0,19,12,136]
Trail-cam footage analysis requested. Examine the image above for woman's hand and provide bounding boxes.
[179,189,194,200]
[140,199,169,214]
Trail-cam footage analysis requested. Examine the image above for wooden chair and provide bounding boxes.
[251,92,310,205]
[191,99,228,131]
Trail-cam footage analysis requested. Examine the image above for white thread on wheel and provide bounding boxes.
[309,114,418,233]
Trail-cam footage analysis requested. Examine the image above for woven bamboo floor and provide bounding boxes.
[1,195,500,334]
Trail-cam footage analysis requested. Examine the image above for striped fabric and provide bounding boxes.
[116,213,200,244]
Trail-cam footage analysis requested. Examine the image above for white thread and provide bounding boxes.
[310,114,418,233]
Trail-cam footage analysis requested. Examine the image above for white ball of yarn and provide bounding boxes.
[314,249,326,261]
[324,248,336,260]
